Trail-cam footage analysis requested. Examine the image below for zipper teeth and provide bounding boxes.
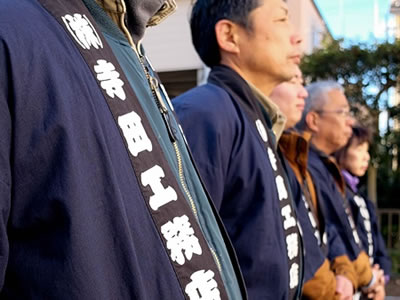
[136,50,222,272]
[139,58,162,108]
[173,142,198,216]
[137,51,197,216]
[173,139,223,272]
[210,247,222,272]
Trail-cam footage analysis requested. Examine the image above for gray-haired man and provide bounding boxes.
[298,81,383,299]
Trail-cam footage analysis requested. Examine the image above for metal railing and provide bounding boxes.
[378,209,400,249]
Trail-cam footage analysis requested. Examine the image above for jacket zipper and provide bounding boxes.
[132,46,222,272]
[138,57,198,215]
[172,130,222,271]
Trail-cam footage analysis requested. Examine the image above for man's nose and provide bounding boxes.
[347,115,356,126]
[290,33,302,46]
[289,21,302,46]
[298,86,308,99]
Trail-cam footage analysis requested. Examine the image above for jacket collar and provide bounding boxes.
[147,0,177,26]
[248,82,287,141]
[279,130,311,179]
[310,144,346,195]
[208,65,282,146]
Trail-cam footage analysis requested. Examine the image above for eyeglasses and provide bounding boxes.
[315,108,354,118]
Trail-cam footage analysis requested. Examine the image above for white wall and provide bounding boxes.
[143,0,330,71]
[142,0,203,72]
[287,0,329,54]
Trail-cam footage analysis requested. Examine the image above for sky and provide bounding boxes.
[313,0,398,133]
[314,0,396,43]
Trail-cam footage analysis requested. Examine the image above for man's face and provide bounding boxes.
[314,89,355,153]
[270,66,308,129]
[236,0,301,84]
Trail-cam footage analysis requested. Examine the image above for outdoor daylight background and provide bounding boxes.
[304,2,400,295]
[143,0,400,296]
[316,0,395,42]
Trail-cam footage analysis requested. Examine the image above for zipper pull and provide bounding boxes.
[149,76,177,143]
[161,110,177,143]
[150,77,168,113]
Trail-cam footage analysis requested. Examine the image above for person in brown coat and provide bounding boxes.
[270,67,356,300]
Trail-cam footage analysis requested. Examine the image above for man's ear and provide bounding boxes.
[215,19,240,54]
[305,111,320,133]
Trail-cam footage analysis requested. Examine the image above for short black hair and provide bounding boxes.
[190,0,262,67]
[334,125,372,167]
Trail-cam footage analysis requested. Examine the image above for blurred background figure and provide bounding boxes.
[271,67,355,300]
[296,81,384,299]
[335,125,392,300]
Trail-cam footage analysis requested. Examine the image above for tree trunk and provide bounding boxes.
[368,165,378,205]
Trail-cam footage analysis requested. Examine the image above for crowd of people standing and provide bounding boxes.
[0,0,391,299]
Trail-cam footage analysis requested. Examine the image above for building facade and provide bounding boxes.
[143,0,331,97]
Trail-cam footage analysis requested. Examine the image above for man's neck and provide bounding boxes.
[220,61,280,97]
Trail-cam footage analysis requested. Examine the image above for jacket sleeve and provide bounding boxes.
[327,225,358,289]
[326,223,347,260]
[0,37,12,289]
[353,250,373,288]
[302,259,340,300]
[331,254,358,290]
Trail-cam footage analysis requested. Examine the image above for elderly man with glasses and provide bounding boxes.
[297,81,384,300]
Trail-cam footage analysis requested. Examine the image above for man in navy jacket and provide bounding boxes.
[0,0,246,298]
[297,80,383,298]
[174,0,304,298]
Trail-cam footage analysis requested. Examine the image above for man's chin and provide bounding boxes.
[333,140,349,153]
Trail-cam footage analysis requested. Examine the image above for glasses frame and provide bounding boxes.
[314,108,354,118]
